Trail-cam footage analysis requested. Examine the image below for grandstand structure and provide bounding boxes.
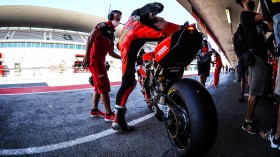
[0,5,123,77]
[0,5,209,79]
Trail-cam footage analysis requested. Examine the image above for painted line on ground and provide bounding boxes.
[0,73,228,155]
[0,85,122,96]
[0,113,155,155]
[0,73,199,95]
[0,82,122,95]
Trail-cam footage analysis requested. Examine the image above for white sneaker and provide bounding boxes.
[269,131,280,150]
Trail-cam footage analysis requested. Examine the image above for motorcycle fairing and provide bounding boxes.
[154,27,202,68]
[155,37,171,63]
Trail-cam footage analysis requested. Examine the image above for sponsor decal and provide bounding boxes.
[167,66,181,72]
[97,22,107,28]
[119,29,128,43]
[119,25,135,43]
[157,45,168,58]
[168,89,176,95]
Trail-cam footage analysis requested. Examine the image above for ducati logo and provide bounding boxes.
[157,45,168,58]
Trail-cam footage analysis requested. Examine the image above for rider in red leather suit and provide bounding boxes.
[112,2,180,131]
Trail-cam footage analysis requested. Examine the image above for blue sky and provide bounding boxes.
[0,0,196,25]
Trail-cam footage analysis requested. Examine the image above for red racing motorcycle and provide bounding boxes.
[136,24,218,156]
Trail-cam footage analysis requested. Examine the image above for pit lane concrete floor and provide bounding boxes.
[0,72,280,157]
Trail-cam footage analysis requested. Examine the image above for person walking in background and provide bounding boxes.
[197,34,212,86]
[236,0,269,134]
[225,65,229,74]
[211,49,223,87]
[82,10,122,122]
[260,0,280,150]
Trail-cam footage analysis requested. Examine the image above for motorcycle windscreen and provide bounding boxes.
[155,28,202,68]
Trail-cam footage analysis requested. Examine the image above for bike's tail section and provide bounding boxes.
[155,25,202,68]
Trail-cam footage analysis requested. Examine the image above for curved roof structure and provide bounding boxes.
[177,0,269,67]
[0,5,123,35]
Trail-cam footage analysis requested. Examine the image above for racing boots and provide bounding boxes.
[112,105,134,131]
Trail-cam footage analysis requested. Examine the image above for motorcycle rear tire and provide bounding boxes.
[166,78,218,157]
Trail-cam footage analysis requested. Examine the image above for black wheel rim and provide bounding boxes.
[165,91,191,150]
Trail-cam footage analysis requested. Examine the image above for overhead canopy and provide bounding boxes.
[177,0,264,67]
[0,5,123,35]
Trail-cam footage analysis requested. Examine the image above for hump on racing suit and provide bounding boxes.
[130,2,165,31]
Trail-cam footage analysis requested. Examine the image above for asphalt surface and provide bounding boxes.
[0,72,280,157]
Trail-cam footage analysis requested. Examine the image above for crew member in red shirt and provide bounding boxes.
[212,49,223,87]
[83,10,122,122]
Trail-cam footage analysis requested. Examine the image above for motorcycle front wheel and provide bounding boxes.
[165,78,218,157]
